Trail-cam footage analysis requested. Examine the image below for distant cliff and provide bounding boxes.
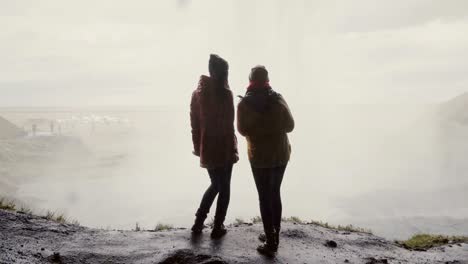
[0,116,25,139]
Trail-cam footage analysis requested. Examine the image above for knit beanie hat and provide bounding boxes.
[209,54,229,79]
[249,65,269,83]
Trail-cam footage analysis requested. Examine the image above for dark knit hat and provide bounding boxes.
[249,65,269,83]
[209,54,229,79]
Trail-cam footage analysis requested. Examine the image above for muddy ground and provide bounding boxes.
[1,209,467,264]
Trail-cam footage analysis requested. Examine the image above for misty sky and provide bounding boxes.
[1,0,468,106]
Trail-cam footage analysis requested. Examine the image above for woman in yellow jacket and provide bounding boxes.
[237,65,294,256]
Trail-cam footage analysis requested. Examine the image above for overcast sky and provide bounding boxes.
[1,0,468,106]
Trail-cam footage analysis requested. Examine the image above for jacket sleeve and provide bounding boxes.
[277,94,295,133]
[227,91,239,157]
[237,100,249,136]
[190,91,201,155]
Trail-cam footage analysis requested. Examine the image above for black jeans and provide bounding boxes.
[196,164,233,226]
[252,165,287,239]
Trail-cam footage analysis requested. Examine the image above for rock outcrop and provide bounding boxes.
[0,209,467,264]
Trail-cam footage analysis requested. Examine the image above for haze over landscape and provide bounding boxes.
[1,0,468,240]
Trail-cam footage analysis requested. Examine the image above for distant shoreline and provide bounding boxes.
[0,106,184,113]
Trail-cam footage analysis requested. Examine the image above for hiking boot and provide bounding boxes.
[258,233,267,242]
[191,215,206,234]
[257,230,277,256]
[211,224,227,239]
[191,224,204,234]
[257,242,277,257]
[259,231,280,247]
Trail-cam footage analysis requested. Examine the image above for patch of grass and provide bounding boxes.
[154,223,173,231]
[309,220,331,228]
[234,218,246,225]
[283,216,304,224]
[55,213,67,224]
[18,206,33,215]
[0,197,16,211]
[45,210,56,220]
[1,197,79,225]
[251,216,262,224]
[134,222,141,231]
[44,210,74,224]
[309,220,372,234]
[335,224,372,234]
[397,234,468,250]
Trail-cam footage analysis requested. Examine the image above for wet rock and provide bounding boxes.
[159,249,227,264]
[48,252,63,263]
[283,229,308,239]
[325,240,338,248]
[365,257,388,264]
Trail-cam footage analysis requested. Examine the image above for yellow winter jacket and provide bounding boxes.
[237,88,294,168]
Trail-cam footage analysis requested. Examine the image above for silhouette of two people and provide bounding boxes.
[190,54,294,256]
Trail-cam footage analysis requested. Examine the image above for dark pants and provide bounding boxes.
[252,165,287,241]
[196,164,233,226]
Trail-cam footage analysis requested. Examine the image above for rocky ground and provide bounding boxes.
[1,209,467,264]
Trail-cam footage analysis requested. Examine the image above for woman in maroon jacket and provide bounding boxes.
[190,54,238,238]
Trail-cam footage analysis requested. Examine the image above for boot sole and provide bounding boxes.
[257,247,276,257]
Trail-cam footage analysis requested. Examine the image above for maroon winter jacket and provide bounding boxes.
[190,75,239,168]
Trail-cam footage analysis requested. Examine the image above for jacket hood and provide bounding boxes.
[242,87,278,113]
[197,75,229,94]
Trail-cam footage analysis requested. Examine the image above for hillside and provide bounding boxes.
[1,210,467,264]
[0,116,25,139]
[439,92,468,125]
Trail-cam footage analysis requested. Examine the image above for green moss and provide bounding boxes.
[398,234,468,250]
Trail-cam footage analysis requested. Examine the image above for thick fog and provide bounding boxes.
[1,0,468,239]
